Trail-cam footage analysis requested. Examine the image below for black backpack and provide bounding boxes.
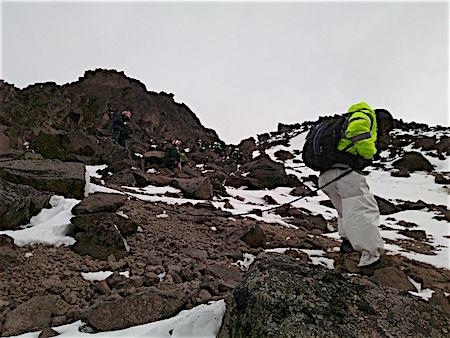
[302,114,351,171]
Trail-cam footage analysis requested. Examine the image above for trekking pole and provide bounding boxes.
[230,168,353,217]
[175,168,353,218]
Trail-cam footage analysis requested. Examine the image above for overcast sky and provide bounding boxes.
[1,1,448,143]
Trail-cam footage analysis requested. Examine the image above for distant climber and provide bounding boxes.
[111,110,133,147]
[316,102,394,267]
[164,139,187,171]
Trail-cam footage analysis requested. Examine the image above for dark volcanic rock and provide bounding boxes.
[171,177,213,200]
[0,178,51,230]
[72,193,127,215]
[436,137,450,155]
[0,69,221,158]
[240,225,267,248]
[370,267,415,291]
[224,175,259,189]
[218,253,448,338]
[0,235,18,271]
[83,287,187,331]
[290,184,315,197]
[374,196,401,215]
[70,213,133,260]
[0,159,85,199]
[71,212,137,237]
[239,154,300,189]
[393,152,434,172]
[237,137,257,162]
[2,295,70,337]
[274,150,294,161]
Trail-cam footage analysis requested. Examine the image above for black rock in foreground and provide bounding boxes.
[218,253,448,338]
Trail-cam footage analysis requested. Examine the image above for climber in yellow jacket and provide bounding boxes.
[319,102,394,268]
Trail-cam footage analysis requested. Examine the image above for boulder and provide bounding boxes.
[171,177,213,200]
[240,225,267,248]
[374,196,401,215]
[398,229,427,241]
[392,152,434,172]
[434,173,450,185]
[0,235,17,271]
[239,154,300,189]
[206,262,242,288]
[0,160,85,199]
[237,137,257,162]
[71,212,137,236]
[70,213,133,260]
[290,184,315,197]
[224,175,259,189]
[82,287,187,331]
[2,295,70,337]
[0,179,51,230]
[72,193,127,215]
[436,137,450,155]
[132,171,172,187]
[370,267,416,291]
[274,150,294,161]
[218,253,449,338]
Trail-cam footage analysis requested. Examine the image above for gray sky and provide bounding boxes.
[1,1,448,143]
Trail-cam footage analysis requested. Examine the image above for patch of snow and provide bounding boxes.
[147,168,157,174]
[137,226,143,233]
[210,226,217,231]
[24,252,33,258]
[134,153,143,158]
[233,253,256,271]
[157,272,166,282]
[156,211,169,219]
[119,271,130,278]
[368,171,448,206]
[123,238,131,253]
[100,180,105,185]
[252,150,260,159]
[0,196,80,247]
[81,271,113,281]
[116,211,129,219]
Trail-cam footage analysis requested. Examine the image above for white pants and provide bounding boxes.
[318,167,384,266]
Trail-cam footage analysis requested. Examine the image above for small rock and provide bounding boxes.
[240,225,266,248]
[198,289,212,303]
[371,267,415,291]
[38,327,59,338]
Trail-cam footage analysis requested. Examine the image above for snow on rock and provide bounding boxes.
[81,270,130,281]
[12,300,226,338]
[407,277,435,301]
[264,248,335,269]
[233,253,256,271]
[0,196,80,246]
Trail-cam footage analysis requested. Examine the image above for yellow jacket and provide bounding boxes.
[337,102,377,160]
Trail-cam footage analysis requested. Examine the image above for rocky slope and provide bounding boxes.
[0,71,448,337]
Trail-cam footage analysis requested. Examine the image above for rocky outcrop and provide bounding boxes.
[0,160,85,199]
[72,192,127,215]
[2,295,71,337]
[0,179,51,230]
[70,210,137,260]
[83,287,188,331]
[219,253,448,338]
[33,129,129,165]
[0,70,221,161]
[172,177,213,200]
[237,154,300,189]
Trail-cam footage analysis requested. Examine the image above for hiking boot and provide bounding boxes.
[340,238,354,253]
